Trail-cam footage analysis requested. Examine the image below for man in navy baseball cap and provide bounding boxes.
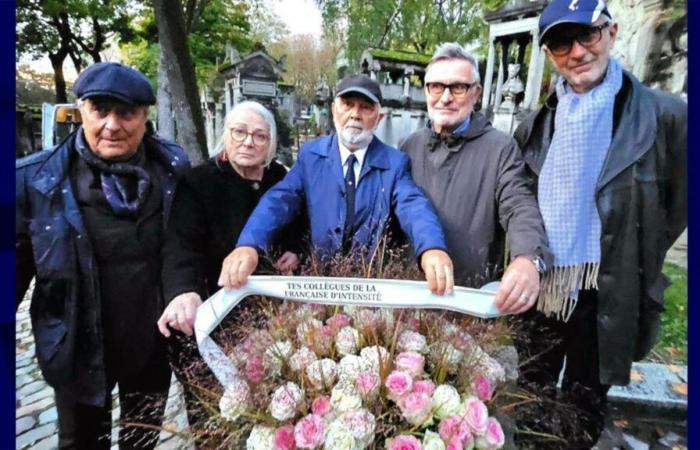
[73,61,156,105]
[511,0,687,448]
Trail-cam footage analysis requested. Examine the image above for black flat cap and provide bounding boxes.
[335,74,383,104]
[73,62,156,105]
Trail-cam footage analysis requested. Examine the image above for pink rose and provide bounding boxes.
[446,438,463,450]
[388,435,422,450]
[294,414,325,449]
[245,355,265,384]
[311,396,332,417]
[472,375,493,401]
[385,370,413,400]
[274,425,296,450]
[327,313,351,331]
[412,380,436,396]
[439,416,472,442]
[355,371,381,398]
[395,352,425,377]
[484,417,505,448]
[398,392,432,426]
[464,396,489,435]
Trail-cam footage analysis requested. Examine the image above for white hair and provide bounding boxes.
[215,101,277,166]
[427,42,481,85]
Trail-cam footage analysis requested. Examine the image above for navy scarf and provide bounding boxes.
[75,131,152,217]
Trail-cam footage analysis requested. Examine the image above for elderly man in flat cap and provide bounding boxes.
[16,62,190,449]
[219,74,454,295]
[512,0,686,447]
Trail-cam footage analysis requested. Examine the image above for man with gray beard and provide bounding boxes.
[220,75,455,295]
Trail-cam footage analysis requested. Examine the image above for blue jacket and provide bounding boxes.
[238,134,447,259]
[16,130,189,403]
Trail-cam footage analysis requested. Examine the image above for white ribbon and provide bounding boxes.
[194,276,501,387]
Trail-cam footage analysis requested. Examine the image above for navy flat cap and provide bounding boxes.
[73,62,156,105]
[539,0,612,40]
[335,74,383,104]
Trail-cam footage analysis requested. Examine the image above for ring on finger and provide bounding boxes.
[519,293,530,302]
[170,312,178,322]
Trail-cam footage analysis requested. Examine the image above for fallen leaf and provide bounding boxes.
[667,364,683,374]
[630,370,644,382]
[671,383,688,396]
[613,419,629,428]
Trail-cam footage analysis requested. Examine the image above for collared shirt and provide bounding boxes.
[452,116,471,135]
[339,142,367,182]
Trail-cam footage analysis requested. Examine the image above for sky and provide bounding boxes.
[19,0,324,79]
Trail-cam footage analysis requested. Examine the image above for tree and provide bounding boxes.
[16,0,135,102]
[153,0,209,165]
[316,0,487,69]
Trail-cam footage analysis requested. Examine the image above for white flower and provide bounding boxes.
[331,384,363,413]
[246,425,275,450]
[422,430,446,450]
[306,358,338,389]
[432,384,461,419]
[324,420,357,450]
[359,345,389,373]
[432,342,463,374]
[297,319,323,343]
[336,326,360,356]
[264,340,293,375]
[270,382,304,421]
[397,330,428,354]
[337,354,366,384]
[219,377,251,422]
[339,409,375,448]
[290,346,318,372]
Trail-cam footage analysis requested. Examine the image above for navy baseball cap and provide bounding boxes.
[73,62,156,105]
[539,0,612,40]
[335,75,383,104]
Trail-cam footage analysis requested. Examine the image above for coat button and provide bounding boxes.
[44,225,51,230]
[77,234,82,239]
[335,227,341,234]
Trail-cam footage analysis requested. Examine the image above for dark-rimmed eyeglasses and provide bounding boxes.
[230,127,270,146]
[425,82,476,98]
[544,23,610,56]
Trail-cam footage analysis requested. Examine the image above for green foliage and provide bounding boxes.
[368,48,432,65]
[652,263,688,362]
[121,0,252,88]
[317,0,487,70]
[480,0,508,12]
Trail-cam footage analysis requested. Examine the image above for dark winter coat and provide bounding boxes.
[513,70,687,385]
[400,112,552,287]
[16,130,189,405]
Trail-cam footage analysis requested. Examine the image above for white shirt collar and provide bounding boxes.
[338,141,367,179]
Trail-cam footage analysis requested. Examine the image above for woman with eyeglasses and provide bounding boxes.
[157,101,302,446]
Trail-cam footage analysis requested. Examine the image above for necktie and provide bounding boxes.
[343,153,357,252]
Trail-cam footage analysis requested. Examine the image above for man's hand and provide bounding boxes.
[274,251,300,275]
[495,256,540,314]
[218,246,259,290]
[157,291,202,337]
[420,249,454,295]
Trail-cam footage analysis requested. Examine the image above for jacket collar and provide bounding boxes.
[311,134,390,191]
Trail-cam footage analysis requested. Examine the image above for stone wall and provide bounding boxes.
[608,0,686,97]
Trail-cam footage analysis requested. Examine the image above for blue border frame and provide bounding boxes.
[2,1,16,449]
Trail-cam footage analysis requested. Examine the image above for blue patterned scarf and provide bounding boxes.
[537,59,623,320]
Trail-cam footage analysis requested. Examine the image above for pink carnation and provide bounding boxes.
[412,380,436,396]
[311,396,332,417]
[439,416,472,442]
[464,396,489,435]
[385,370,413,400]
[398,392,432,426]
[294,414,325,449]
[326,313,351,331]
[245,355,265,384]
[472,374,494,401]
[355,371,381,398]
[388,435,423,450]
[395,352,425,377]
[484,417,505,448]
[274,425,296,450]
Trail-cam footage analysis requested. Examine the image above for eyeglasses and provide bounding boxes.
[230,127,270,146]
[425,82,475,98]
[544,23,610,56]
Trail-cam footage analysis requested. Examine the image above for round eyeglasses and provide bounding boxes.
[544,23,610,56]
[425,82,476,98]
[230,128,270,146]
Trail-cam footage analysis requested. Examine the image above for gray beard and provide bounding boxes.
[336,125,374,150]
